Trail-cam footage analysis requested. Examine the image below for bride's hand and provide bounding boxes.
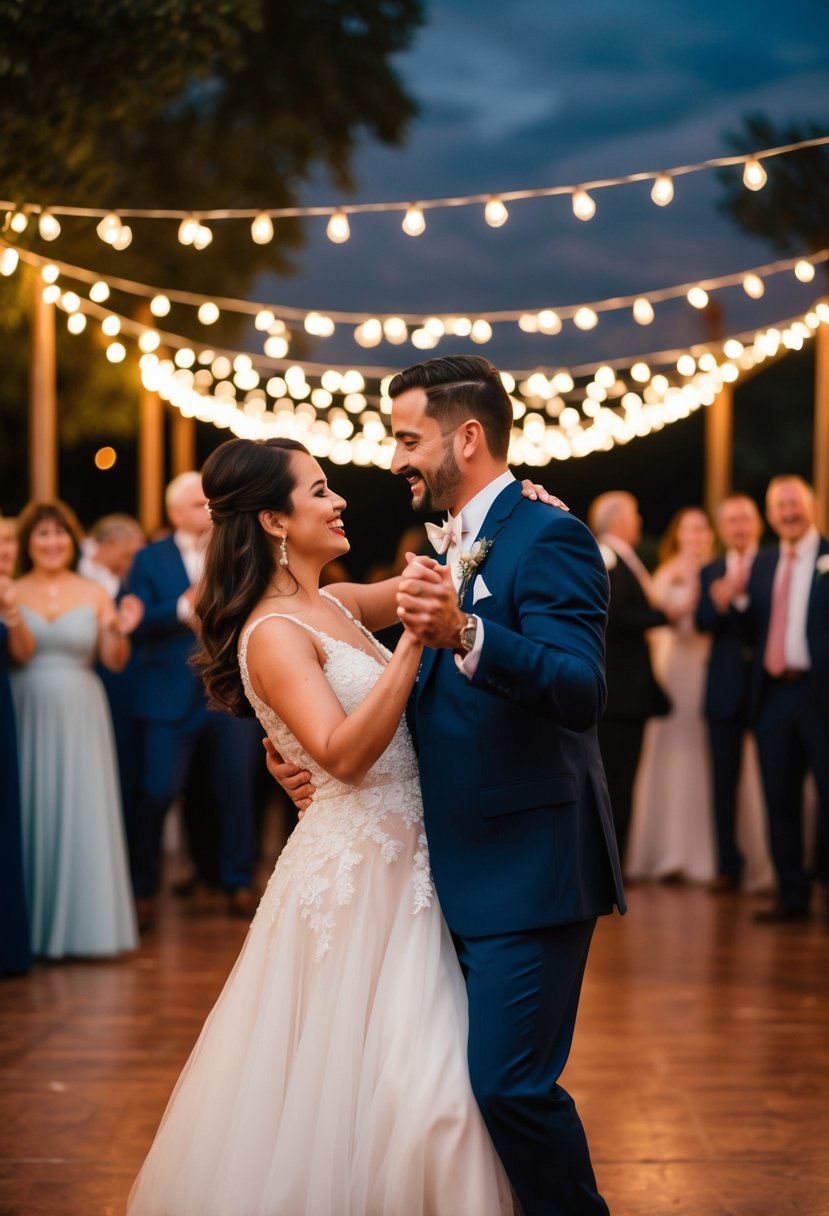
[263,737,315,814]
[520,480,569,510]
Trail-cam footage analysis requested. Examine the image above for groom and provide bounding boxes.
[275,355,624,1214]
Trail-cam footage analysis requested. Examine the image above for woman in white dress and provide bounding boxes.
[127,437,513,1216]
[626,506,718,883]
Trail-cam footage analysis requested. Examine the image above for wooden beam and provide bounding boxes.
[138,385,164,537]
[704,382,733,520]
[814,321,829,534]
[171,410,196,477]
[28,275,57,500]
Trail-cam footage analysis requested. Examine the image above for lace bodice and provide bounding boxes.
[238,592,430,959]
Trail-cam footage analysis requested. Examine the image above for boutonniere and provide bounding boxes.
[815,554,829,578]
[457,537,494,604]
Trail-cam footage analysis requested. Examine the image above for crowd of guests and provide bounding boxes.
[591,476,827,923]
[1,469,827,977]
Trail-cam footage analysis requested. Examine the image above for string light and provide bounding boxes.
[687,287,709,309]
[742,273,765,299]
[571,189,596,221]
[650,174,674,206]
[198,302,220,325]
[250,213,274,244]
[9,210,28,233]
[633,298,655,325]
[178,216,200,245]
[742,156,768,190]
[96,213,123,244]
[192,224,213,250]
[38,210,61,241]
[111,224,133,251]
[401,205,426,237]
[89,280,109,302]
[484,196,509,227]
[326,210,350,243]
[0,247,19,275]
[795,260,816,283]
[573,307,598,330]
[150,294,171,316]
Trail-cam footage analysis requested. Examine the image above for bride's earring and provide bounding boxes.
[279,536,289,568]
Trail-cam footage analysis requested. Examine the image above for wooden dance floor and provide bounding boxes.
[1,879,828,1215]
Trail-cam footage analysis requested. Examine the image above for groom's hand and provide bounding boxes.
[263,738,315,814]
[397,553,466,649]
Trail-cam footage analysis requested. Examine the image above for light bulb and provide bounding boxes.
[0,247,19,276]
[470,320,493,344]
[650,174,674,206]
[573,307,598,330]
[60,291,80,313]
[630,362,651,383]
[150,294,170,317]
[250,213,274,244]
[571,190,596,221]
[354,319,382,348]
[111,224,132,250]
[42,284,61,304]
[742,274,765,299]
[89,281,109,303]
[38,210,61,241]
[402,206,426,237]
[383,317,408,344]
[96,213,122,244]
[537,310,562,335]
[106,341,126,363]
[255,309,275,330]
[687,287,709,309]
[192,224,213,250]
[484,196,509,228]
[198,302,220,325]
[102,315,121,336]
[41,263,60,283]
[9,210,28,233]
[138,330,160,353]
[67,312,87,334]
[795,260,815,283]
[633,297,654,325]
[326,210,351,243]
[178,216,199,245]
[742,157,767,191]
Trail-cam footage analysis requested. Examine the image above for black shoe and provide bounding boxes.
[753,904,810,924]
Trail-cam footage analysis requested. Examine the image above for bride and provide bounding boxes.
[127,437,514,1215]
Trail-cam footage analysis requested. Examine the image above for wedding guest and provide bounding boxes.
[696,495,773,892]
[589,491,671,858]
[743,476,829,922]
[126,472,261,929]
[627,506,717,882]
[11,501,139,958]
[79,513,146,840]
[0,513,34,975]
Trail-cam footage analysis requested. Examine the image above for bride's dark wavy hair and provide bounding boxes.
[194,437,308,716]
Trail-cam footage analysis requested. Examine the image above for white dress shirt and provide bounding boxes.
[174,530,207,623]
[451,470,516,678]
[772,527,820,671]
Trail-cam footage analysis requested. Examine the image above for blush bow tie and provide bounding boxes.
[424,515,463,555]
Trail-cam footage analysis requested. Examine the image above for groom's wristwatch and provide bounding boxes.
[457,613,479,654]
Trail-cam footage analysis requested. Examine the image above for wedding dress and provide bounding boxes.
[127,593,512,1216]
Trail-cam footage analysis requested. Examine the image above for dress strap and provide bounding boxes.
[320,589,388,657]
[239,612,332,665]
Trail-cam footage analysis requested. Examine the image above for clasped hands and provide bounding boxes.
[397,553,466,649]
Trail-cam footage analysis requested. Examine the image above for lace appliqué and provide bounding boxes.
[238,600,432,961]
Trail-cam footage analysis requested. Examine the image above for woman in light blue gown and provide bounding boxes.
[11,501,142,959]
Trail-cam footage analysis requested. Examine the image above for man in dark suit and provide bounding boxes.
[695,494,763,892]
[392,356,625,1216]
[588,491,670,861]
[126,472,260,929]
[742,476,829,923]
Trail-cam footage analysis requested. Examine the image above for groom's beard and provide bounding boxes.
[409,446,462,515]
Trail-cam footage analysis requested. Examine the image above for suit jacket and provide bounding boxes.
[600,547,670,721]
[743,535,829,721]
[696,556,754,720]
[125,536,206,724]
[409,481,625,937]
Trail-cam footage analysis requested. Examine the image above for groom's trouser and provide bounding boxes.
[454,920,609,1216]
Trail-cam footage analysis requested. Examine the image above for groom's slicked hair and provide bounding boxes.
[389,355,512,461]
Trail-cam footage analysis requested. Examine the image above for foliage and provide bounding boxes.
[0,0,423,445]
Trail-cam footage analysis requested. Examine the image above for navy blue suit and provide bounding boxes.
[742,537,829,910]
[126,536,260,899]
[695,555,757,881]
[410,482,624,1216]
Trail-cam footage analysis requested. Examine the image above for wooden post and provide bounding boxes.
[138,383,164,536]
[814,322,829,534]
[171,410,196,477]
[705,382,733,520]
[29,275,58,500]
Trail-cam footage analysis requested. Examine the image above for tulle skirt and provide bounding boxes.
[128,819,513,1216]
